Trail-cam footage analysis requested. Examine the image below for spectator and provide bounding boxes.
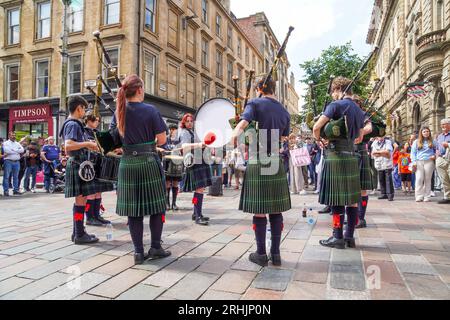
[398,143,412,194]
[231,145,246,190]
[2,131,24,196]
[40,136,61,193]
[372,136,395,201]
[392,141,402,190]
[24,141,41,193]
[306,137,320,190]
[288,134,306,195]
[411,127,437,203]
[0,138,4,171]
[435,118,450,204]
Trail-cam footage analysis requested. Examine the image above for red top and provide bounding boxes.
[398,153,412,174]
[393,150,400,166]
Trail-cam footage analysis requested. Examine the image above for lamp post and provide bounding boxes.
[58,0,71,143]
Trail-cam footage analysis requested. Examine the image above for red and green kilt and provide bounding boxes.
[65,156,98,198]
[116,154,166,217]
[239,157,291,214]
[319,142,361,206]
[356,144,373,191]
[182,163,212,192]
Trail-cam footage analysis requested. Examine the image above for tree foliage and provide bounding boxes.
[299,42,373,119]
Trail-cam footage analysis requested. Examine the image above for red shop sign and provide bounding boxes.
[9,104,53,135]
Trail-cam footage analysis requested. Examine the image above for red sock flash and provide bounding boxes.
[332,214,342,229]
[74,213,84,222]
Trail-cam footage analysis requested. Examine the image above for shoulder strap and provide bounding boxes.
[59,119,85,139]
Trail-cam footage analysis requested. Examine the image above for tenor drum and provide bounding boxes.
[195,98,236,149]
[163,155,184,179]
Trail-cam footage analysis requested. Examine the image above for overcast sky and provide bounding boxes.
[231,0,374,106]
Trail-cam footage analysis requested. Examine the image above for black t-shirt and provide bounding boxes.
[323,98,366,141]
[121,102,167,145]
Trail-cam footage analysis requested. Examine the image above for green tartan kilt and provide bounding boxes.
[65,157,98,198]
[182,163,212,192]
[369,157,378,188]
[116,155,166,217]
[239,158,291,214]
[319,152,361,206]
[358,149,373,191]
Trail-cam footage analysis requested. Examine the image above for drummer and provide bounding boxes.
[179,114,212,226]
[115,74,171,265]
[83,111,113,226]
[162,124,182,211]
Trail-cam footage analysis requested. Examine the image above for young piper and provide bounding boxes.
[60,96,100,245]
[83,111,113,226]
[114,75,171,265]
[232,78,291,267]
[313,77,366,249]
[179,114,212,226]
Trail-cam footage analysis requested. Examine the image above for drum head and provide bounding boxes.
[195,98,235,148]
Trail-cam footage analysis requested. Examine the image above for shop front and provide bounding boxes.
[9,104,53,140]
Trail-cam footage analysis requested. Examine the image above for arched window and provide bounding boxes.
[413,103,421,133]
[436,90,446,128]
[436,0,444,30]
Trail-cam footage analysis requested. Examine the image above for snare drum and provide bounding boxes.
[93,153,121,183]
[163,155,184,180]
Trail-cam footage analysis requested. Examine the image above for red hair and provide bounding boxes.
[180,113,195,129]
[116,74,144,136]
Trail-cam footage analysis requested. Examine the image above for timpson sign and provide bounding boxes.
[9,104,53,135]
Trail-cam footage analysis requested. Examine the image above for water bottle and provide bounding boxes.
[307,208,316,226]
[302,203,307,218]
[266,227,272,252]
[106,223,114,241]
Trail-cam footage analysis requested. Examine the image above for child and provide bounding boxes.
[398,144,412,194]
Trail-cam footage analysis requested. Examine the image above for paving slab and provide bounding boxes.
[163,272,219,300]
[211,270,257,294]
[330,264,366,291]
[252,268,293,292]
[403,273,450,300]
[391,254,437,275]
[117,284,166,300]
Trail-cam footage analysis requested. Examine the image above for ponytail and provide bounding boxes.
[114,74,144,137]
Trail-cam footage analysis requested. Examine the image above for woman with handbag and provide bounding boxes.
[288,134,307,195]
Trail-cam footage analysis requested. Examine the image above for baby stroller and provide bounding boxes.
[49,160,65,194]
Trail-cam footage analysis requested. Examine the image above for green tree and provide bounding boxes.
[300,42,373,119]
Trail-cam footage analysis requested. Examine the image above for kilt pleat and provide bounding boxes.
[319,152,361,206]
[359,149,373,191]
[182,163,212,192]
[239,158,291,214]
[65,157,98,198]
[116,155,166,217]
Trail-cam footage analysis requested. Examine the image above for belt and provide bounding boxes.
[123,143,157,156]
[5,159,19,162]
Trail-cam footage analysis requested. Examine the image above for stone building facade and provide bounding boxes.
[0,0,298,139]
[367,0,449,142]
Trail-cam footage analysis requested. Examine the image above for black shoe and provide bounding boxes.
[318,206,331,214]
[201,215,210,221]
[192,213,196,221]
[378,195,389,200]
[249,252,269,267]
[355,219,367,229]
[171,203,179,211]
[3,193,9,197]
[270,253,282,266]
[134,253,148,265]
[96,216,111,225]
[344,238,356,248]
[388,197,394,202]
[319,236,345,249]
[438,199,450,204]
[148,247,172,260]
[196,217,209,226]
[74,233,99,245]
[13,191,22,195]
[86,217,103,226]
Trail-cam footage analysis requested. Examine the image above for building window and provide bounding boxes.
[216,86,223,97]
[186,73,196,107]
[436,0,444,30]
[201,38,209,68]
[216,50,223,78]
[215,14,222,37]
[68,1,84,33]
[227,60,233,86]
[167,63,179,101]
[202,81,210,102]
[186,25,196,61]
[245,47,250,65]
[145,0,156,32]
[104,0,120,25]
[167,9,179,49]
[36,1,51,39]
[35,60,49,98]
[68,55,82,94]
[201,0,208,24]
[227,24,233,49]
[252,54,256,71]
[237,38,242,57]
[7,8,20,45]
[103,48,119,89]
[5,64,19,101]
[144,52,156,94]
[237,67,243,90]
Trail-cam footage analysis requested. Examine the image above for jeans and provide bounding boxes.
[43,162,55,191]
[378,169,394,198]
[393,166,402,189]
[24,165,38,190]
[210,164,223,177]
[3,160,20,193]
[308,162,316,185]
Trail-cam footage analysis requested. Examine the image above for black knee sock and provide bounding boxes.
[253,216,267,255]
[128,217,144,254]
[166,188,171,205]
[193,193,200,218]
[150,214,164,249]
[172,187,178,205]
[94,198,102,218]
[198,193,204,216]
[331,206,345,239]
[358,196,369,220]
[345,207,359,239]
[269,214,284,255]
[85,200,96,220]
[73,205,86,237]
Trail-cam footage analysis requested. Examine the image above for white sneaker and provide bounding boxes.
[314,190,320,194]
[299,190,307,195]
[416,198,424,202]
[424,198,431,202]
[31,188,36,193]
[370,190,376,195]
[430,192,436,198]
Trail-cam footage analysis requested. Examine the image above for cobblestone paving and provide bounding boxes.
[0,188,449,300]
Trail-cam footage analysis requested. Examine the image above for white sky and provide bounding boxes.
[231,0,374,107]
